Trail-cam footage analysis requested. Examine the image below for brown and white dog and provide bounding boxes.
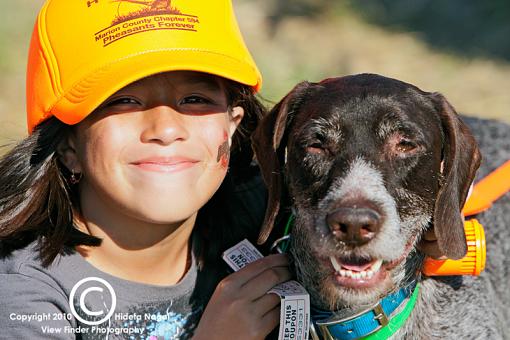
[252,74,508,339]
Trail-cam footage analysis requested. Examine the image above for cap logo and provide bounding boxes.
[87,0,99,7]
[94,0,200,47]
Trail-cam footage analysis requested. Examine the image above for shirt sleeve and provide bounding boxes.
[0,273,77,339]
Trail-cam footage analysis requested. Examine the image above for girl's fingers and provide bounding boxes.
[213,254,290,301]
[258,306,282,337]
[225,253,289,287]
[240,266,292,299]
[252,291,281,316]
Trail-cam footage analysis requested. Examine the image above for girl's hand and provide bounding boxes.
[193,253,291,340]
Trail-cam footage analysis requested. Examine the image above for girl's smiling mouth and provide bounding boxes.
[131,156,200,173]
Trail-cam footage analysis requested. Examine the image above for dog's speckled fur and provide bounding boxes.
[253,74,509,339]
[396,117,510,339]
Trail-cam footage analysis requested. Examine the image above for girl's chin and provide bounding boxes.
[127,202,202,225]
[129,215,196,228]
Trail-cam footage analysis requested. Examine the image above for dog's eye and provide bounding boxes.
[386,134,422,158]
[306,143,326,155]
[396,139,417,153]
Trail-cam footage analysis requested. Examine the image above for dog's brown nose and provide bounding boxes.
[327,207,381,245]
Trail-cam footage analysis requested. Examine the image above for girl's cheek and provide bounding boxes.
[216,131,230,170]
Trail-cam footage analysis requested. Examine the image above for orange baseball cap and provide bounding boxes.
[26,0,262,133]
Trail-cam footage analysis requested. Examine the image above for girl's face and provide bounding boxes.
[63,71,244,226]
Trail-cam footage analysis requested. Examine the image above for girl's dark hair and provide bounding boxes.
[0,118,100,266]
[0,80,266,267]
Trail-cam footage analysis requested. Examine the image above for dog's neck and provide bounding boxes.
[309,281,419,340]
[310,277,418,318]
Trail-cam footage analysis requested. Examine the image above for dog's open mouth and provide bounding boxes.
[326,235,417,289]
[329,256,386,288]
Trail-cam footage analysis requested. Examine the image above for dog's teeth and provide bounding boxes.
[332,257,383,280]
[371,259,383,273]
[330,256,342,272]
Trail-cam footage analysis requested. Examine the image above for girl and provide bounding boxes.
[0,0,290,339]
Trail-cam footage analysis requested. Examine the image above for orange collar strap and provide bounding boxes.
[463,160,510,216]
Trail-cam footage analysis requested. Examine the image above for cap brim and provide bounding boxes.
[51,49,261,126]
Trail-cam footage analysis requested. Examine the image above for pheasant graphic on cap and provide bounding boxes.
[112,0,172,10]
[111,0,182,25]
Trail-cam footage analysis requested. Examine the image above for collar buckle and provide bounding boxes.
[372,302,389,327]
[316,301,389,340]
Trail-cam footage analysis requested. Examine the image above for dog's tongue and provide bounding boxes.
[340,260,374,272]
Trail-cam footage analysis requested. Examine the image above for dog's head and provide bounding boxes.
[252,74,480,309]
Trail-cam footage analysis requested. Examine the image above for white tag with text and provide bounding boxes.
[223,240,310,340]
[222,239,264,270]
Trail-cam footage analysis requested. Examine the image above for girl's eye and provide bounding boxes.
[104,97,140,107]
[180,95,211,105]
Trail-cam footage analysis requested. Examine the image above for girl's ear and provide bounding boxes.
[57,134,82,174]
[228,106,244,139]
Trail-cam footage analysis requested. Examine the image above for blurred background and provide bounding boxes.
[1,0,509,149]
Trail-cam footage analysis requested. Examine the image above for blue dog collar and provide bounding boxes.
[310,282,419,340]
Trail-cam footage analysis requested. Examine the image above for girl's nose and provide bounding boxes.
[140,106,189,145]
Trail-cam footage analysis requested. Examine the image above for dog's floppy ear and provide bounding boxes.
[432,93,481,260]
[252,81,312,244]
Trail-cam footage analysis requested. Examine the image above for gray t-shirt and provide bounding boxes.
[0,242,203,339]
